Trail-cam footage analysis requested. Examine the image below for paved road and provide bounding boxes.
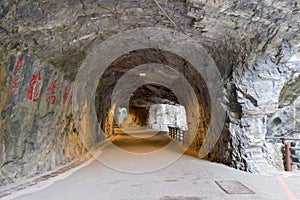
[2,129,300,200]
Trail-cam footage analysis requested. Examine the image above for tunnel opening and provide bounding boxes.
[120,83,181,130]
[94,48,211,157]
[109,82,189,155]
[148,104,188,132]
[73,28,225,168]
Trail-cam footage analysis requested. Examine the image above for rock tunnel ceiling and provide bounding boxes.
[95,48,211,135]
[74,28,225,172]
[129,84,180,107]
[0,0,300,186]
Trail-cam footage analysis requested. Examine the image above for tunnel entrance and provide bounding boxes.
[114,83,187,132]
[73,28,225,172]
[102,81,190,154]
[94,48,210,156]
[148,104,188,132]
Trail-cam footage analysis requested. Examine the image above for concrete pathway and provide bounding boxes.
[1,129,300,200]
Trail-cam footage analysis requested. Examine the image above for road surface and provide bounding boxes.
[2,129,300,200]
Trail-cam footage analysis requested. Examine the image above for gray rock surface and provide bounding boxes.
[0,54,85,186]
[148,104,188,132]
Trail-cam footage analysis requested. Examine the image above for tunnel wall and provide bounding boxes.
[127,106,149,127]
[186,0,300,172]
[148,104,188,132]
[213,56,300,172]
[93,49,213,158]
[0,54,85,186]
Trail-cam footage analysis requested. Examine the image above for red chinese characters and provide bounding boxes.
[46,80,58,104]
[63,86,69,104]
[26,71,42,102]
[62,86,73,106]
[11,57,25,97]
[15,57,24,71]
[11,74,19,88]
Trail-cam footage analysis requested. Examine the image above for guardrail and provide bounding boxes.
[168,126,187,145]
[265,136,300,171]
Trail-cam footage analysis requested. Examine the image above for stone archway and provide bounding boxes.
[73,27,225,161]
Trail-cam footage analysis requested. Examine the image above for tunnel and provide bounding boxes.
[1,0,300,192]
[95,48,210,153]
[73,28,225,167]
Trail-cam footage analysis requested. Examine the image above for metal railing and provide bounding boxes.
[266,136,300,171]
[168,126,187,145]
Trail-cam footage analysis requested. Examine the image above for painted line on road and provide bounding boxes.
[276,176,297,200]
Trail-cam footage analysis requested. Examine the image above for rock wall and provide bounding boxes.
[115,107,128,127]
[148,104,188,132]
[186,0,300,172]
[121,106,149,129]
[0,53,85,186]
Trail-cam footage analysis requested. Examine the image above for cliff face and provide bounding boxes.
[0,0,299,186]
[0,53,84,185]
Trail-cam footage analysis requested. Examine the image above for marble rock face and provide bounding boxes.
[148,104,188,132]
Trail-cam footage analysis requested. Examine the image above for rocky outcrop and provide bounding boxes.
[121,106,149,129]
[267,63,300,137]
[148,104,188,132]
[279,72,300,108]
[0,53,85,186]
[187,0,300,172]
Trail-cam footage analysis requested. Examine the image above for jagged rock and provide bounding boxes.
[148,104,188,132]
[279,72,300,108]
[0,53,85,186]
